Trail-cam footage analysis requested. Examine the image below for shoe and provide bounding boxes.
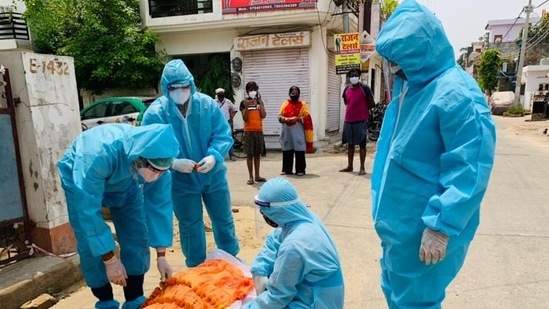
[95,300,120,309]
[122,296,145,309]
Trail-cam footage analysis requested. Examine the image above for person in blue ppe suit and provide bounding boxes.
[142,59,239,268]
[57,123,180,309]
[372,1,496,308]
[244,177,345,308]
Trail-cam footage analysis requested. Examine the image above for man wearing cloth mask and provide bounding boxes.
[244,177,344,308]
[57,123,179,309]
[372,1,496,308]
[340,68,375,176]
[142,59,239,268]
[215,87,239,161]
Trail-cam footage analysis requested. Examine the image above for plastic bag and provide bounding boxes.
[205,248,257,308]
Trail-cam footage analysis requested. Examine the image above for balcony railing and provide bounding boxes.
[0,12,29,41]
[149,0,213,18]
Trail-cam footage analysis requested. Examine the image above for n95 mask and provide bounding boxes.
[170,88,191,105]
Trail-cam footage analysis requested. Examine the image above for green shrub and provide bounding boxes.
[507,104,525,115]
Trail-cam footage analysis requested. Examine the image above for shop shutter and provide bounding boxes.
[327,51,342,132]
[242,48,309,135]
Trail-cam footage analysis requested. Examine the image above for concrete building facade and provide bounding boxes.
[139,0,383,144]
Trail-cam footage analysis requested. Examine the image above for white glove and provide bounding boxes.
[103,256,127,286]
[253,275,268,295]
[157,256,173,282]
[172,158,197,173]
[419,228,449,265]
[196,155,216,173]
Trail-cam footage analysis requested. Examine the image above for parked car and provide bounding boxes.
[489,91,515,115]
[80,96,157,131]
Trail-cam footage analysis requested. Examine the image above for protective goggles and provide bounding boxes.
[144,160,169,174]
[167,82,190,91]
[254,195,300,208]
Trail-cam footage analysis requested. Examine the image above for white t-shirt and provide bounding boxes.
[217,98,239,121]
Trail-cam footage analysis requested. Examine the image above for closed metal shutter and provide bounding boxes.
[327,51,341,132]
[242,48,309,135]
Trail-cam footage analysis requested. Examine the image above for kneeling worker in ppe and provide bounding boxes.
[143,59,239,268]
[372,1,496,308]
[57,123,180,309]
[244,177,345,308]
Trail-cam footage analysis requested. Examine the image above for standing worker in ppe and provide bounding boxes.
[57,123,180,309]
[142,59,239,268]
[372,1,496,308]
[244,177,344,308]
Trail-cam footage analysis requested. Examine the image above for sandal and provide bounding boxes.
[280,172,286,175]
[255,177,267,182]
[247,179,254,185]
[358,169,367,176]
[296,173,305,177]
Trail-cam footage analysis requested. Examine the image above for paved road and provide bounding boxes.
[52,117,549,308]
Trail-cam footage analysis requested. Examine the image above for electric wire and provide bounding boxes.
[536,0,549,8]
[502,9,525,41]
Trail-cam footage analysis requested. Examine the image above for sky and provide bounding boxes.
[415,0,549,57]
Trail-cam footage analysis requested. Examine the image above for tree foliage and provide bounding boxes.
[478,49,502,95]
[380,0,400,19]
[195,55,235,103]
[22,0,166,92]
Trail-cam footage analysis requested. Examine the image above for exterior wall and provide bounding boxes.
[522,65,549,110]
[488,24,522,43]
[0,51,80,254]
[310,26,329,139]
[140,1,335,31]
[487,18,539,43]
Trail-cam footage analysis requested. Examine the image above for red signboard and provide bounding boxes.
[222,0,316,14]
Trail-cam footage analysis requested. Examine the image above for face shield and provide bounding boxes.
[381,55,393,102]
[253,195,297,239]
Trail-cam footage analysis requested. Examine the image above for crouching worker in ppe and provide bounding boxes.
[372,1,496,308]
[244,177,345,309]
[57,123,180,309]
[142,59,239,268]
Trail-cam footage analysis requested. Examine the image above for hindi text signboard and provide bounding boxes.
[334,33,361,75]
[223,0,316,14]
[234,32,311,51]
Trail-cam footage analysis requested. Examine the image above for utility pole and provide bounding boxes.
[514,0,534,106]
[343,0,349,33]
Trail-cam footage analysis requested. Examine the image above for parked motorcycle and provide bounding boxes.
[368,102,387,141]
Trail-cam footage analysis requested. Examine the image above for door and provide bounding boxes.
[81,101,108,129]
[0,68,31,265]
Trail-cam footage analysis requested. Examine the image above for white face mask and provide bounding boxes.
[248,91,257,99]
[350,77,360,84]
[170,88,191,105]
[138,168,160,183]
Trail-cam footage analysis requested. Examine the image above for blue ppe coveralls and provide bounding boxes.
[142,59,239,267]
[244,177,345,309]
[372,1,496,308]
[57,123,179,309]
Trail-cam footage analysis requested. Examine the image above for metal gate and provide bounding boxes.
[327,51,342,132]
[0,67,31,266]
[242,48,310,135]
